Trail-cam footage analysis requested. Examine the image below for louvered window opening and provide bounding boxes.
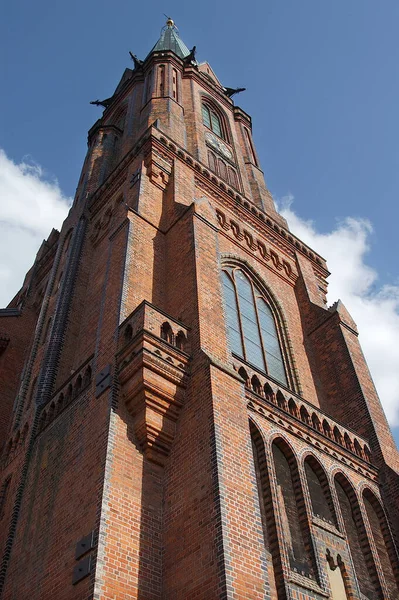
[222,268,288,386]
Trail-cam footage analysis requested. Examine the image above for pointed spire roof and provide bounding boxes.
[148,18,191,60]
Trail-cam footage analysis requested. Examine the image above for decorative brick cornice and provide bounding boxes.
[241,367,377,479]
[216,208,298,285]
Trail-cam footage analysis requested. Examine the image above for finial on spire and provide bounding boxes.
[166,16,174,27]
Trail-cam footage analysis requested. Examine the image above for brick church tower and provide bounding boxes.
[0,19,398,600]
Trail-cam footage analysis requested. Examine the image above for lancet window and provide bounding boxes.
[222,267,288,386]
[202,103,224,139]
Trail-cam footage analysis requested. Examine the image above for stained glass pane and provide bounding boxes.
[202,105,211,129]
[257,298,287,385]
[236,271,264,370]
[211,111,222,137]
[222,272,243,357]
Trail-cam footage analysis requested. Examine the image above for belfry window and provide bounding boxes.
[222,268,288,386]
[202,103,223,138]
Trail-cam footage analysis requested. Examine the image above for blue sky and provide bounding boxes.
[1,0,399,446]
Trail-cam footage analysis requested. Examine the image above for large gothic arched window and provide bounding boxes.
[222,268,288,386]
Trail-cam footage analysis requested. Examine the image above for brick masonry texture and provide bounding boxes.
[0,23,398,600]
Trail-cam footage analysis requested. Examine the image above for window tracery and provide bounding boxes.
[221,267,288,386]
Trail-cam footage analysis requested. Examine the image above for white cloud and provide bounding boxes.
[279,195,399,427]
[0,149,71,306]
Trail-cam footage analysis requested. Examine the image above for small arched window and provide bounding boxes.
[160,322,174,345]
[221,268,288,386]
[202,103,224,139]
[159,65,165,97]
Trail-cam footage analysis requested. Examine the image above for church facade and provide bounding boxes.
[0,20,398,600]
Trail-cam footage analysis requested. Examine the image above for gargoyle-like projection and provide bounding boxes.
[184,46,197,65]
[223,87,246,98]
[90,97,113,108]
[129,51,143,69]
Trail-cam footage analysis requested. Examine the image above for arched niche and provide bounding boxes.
[362,489,399,599]
[271,438,316,581]
[335,473,381,599]
[304,455,337,526]
[249,421,282,599]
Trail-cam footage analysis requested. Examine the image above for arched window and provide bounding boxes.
[172,68,179,102]
[221,268,288,386]
[160,322,174,345]
[175,331,186,351]
[159,65,165,97]
[202,103,224,139]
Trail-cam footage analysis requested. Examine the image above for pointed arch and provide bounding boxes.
[251,374,262,395]
[288,398,298,418]
[344,432,353,452]
[271,438,316,580]
[362,489,399,597]
[264,383,275,403]
[175,331,187,351]
[300,405,310,425]
[249,420,282,598]
[276,390,286,410]
[334,473,381,599]
[311,413,321,432]
[201,97,229,141]
[333,426,343,446]
[124,324,133,343]
[353,439,363,459]
[238,366,249,386]
[304,455,337,526]
[160,322,174,345]
[220,258,298,390]
[322,419,332,439]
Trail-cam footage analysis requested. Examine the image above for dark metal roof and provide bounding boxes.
[147,24,191,60]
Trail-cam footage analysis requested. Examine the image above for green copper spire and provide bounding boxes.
[148,18,191,59]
